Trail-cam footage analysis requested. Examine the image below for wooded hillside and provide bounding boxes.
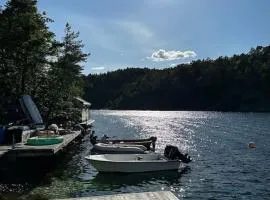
[84,45,270,111]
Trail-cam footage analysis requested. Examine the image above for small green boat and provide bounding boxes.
[26,136,64,146]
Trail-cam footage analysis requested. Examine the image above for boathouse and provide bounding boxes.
[74,97,94,129]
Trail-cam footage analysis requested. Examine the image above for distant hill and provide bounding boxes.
[84,45,270,111]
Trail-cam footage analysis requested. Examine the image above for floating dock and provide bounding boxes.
[55,191,179,200]
[0,131,81,158]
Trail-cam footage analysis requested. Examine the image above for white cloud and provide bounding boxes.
[114,20,154,44]
[91,67,105,71]
[148,49,196,61]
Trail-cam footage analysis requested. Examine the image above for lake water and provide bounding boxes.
[1,110,270,199]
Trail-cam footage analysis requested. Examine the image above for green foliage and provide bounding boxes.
[0,0,56,123]
[38,23,89,124]
[0,1,89,124]
[0,0,56,95]
[84,45,270,112]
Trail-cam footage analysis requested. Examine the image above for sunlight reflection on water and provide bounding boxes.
[102,110,207,153]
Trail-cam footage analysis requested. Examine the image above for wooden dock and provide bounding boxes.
[55,191,179,200]
[0,148,9,157]
[0,131,81,158]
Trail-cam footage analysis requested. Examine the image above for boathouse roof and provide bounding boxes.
[74,97,91,107]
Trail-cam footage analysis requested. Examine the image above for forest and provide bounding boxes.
[84,45,270,111]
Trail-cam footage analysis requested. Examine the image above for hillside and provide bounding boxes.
[84,45,270,111]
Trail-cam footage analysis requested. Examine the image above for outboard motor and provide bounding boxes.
[164,145,192,163]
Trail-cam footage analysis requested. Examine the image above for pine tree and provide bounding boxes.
[41,23,90,123]
[0,0,57,123]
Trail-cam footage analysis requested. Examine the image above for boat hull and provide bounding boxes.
[91,136,157,150]
[86,154,181,173]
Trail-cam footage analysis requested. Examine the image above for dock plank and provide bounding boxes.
[55,191,178,200]
[0,131,82,157]
[0,149,10,158]
[0,145,12,158]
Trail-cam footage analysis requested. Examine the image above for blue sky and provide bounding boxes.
[1,0,270,74]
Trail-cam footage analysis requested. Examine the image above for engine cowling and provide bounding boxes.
[164,145,192,163]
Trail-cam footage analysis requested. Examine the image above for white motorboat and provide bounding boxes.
[92,143,147,154]
[86,145,191,173]
[90,132,157,151]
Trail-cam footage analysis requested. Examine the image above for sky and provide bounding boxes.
[1,0,270,75]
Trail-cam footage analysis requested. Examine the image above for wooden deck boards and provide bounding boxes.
[55,191,179,200]
[0,148,10,157]
[0,131,81,158]
[0,146,12,158]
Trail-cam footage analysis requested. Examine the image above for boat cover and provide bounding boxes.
[19,95,44,125]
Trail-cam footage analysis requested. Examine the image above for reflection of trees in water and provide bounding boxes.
[0,141,92,199]
[0,147,76,194]
[0,157,57,189]
[89,166,191,191]
[0,157,55,199]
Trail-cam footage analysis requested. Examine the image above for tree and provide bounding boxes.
[40,23,90,123]
[84,45,270,112]
[0,0,56,123]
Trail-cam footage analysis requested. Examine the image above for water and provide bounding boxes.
[1,111,270,199]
